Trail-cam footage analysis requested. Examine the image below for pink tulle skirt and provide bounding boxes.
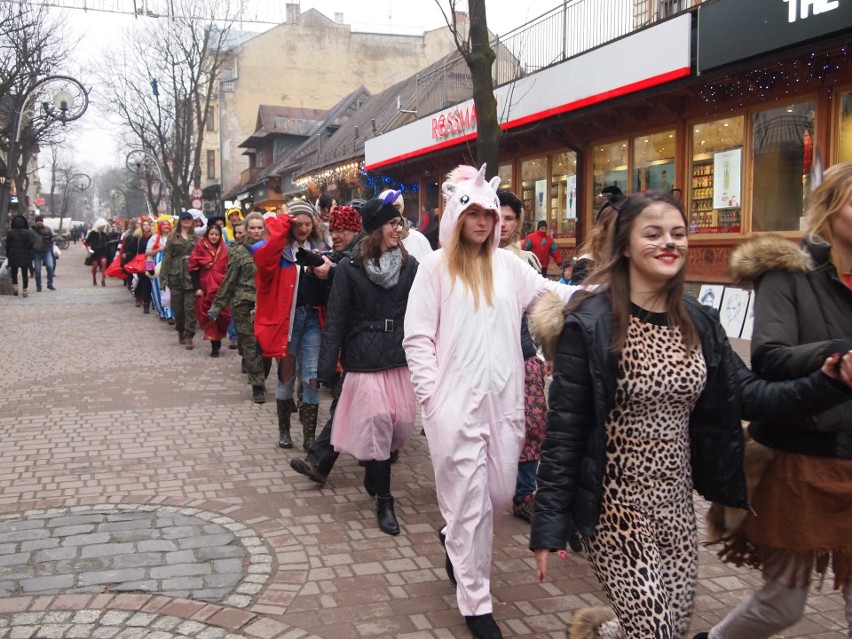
[331,367,415,461]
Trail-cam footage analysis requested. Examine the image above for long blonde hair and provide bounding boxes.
[807,161,852,275]
[444,207,497,309]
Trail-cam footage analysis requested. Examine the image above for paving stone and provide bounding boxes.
[34,547,77,562]
[78,569,147,586]
[150,563,211,579]
[19,574,74,592]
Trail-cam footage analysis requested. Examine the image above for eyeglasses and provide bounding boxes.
[388,219,405,230]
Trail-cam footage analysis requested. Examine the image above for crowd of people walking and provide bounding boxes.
[25,161,852,639]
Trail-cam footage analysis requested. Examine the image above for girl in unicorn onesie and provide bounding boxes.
[403,164,580,639]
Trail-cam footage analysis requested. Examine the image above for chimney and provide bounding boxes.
[286,3,300,25]
[334,12,344,24]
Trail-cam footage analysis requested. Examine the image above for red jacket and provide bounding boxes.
[250,215,296,358]
[523,230,562,269]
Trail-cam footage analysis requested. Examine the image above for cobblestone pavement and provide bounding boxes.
[0,246,845,638]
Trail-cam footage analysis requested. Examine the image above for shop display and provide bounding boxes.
[690,160,741,233]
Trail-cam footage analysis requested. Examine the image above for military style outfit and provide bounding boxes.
[210,241,265,397]
[160,232,199,346]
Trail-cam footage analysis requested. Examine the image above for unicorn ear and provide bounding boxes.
[478,164,487,180]
[442,180,456,199]
[488,176,501,192]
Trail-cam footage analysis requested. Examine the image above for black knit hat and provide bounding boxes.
[361,193,401,233]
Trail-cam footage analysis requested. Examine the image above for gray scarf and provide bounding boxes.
[364,249,403,289]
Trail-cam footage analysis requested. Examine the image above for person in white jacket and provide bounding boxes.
[402,164,579,639]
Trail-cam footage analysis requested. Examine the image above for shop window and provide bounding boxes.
[690,116,744,234]
[551,151,578,238]
[839,91,852,162]
[751,102,815,232]
[634,130,675,193]
[520,157,548,236]
[498,164,513,191]
[592,141,628,214]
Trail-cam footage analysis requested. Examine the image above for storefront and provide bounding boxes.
[364,0,852,282]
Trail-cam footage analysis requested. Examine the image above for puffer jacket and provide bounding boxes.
[528,292,852,550]
[5,215,35,268]
[160,232,198,291]
[730,234,852,458]
[317,245,417,382]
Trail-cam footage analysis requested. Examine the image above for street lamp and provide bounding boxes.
[59,173,91,232]
[109,187,127,217]
[0,76,89,262]
[126,149,166,217]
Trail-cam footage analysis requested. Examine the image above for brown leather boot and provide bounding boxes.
[299,403,319,452]
[276,399,297,449]
[178,331,186,345]
[184,334,194,350]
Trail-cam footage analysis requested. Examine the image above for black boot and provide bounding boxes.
[143,301,150,314]
[290,458,328,485]
[464,613,503,639]
[299,403,319,452]
[252,385,265,404]
[211,340,221,358]
[368,460,399,535]
[276,399,296,449]
[376,495,400,536]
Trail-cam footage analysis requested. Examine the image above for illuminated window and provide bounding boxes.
[690,116,744,234]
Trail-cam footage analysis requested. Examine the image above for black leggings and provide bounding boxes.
[10,266,28,289]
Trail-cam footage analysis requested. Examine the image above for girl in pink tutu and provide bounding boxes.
[316,192,419,536]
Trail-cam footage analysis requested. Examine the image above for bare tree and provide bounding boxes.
[0,3,72,214]
[98,0,237,213]
[434,0,502,179]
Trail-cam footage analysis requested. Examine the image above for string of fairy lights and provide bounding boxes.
[293,162,420,196]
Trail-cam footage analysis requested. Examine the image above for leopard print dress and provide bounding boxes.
[582,306,707,639]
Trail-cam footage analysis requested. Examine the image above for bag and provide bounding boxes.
[124,254,147,275]
[144,259,156,271]
[160,286,171,308]
[84,255,93,266]
[52,245,61,259]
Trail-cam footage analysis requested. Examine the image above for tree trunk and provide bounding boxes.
[468,0,501,180]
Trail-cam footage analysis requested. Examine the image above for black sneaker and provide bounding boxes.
[36,287,42,292]
[47,284,56,290]
[464,613,503,639]
[290,458,327,485]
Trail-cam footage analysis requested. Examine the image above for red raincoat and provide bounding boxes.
[249,215,297,358]
[189,236,231,341]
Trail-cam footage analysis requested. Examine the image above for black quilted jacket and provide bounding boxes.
[317,248,417,383]
[530,294,852,550]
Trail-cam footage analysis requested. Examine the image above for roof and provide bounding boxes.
[297,50,470,177]
[239,105,329,148]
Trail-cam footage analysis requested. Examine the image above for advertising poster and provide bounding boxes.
[566,175,577,220]
[713,149,742,210]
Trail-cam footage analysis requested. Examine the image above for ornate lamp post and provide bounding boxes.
[0,76,88,263]
[109,187,127,218]
[59,173,91,232]
[126,149,166,217]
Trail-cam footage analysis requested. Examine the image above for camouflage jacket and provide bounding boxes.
[160,232,198,290]
[209,241,256,315]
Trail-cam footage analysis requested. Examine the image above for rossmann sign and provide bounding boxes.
[365,14,692,171]
[698,0,852,71]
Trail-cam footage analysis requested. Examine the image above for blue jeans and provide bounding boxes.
[33,251,54,289]
[275,306,321,404]
[514,459,538,503]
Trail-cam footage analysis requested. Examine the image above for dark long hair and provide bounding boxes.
[568,190,699,354]
[358,227,409,267]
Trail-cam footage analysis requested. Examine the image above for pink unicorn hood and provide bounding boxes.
[439,164,503,252]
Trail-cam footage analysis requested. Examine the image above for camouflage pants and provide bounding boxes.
[233,303,264,387]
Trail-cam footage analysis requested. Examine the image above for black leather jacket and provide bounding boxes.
[530,294,852,550]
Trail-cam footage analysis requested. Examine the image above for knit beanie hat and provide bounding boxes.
[288,200,318,219]
[329,205,362,232]
[361,190,402,233]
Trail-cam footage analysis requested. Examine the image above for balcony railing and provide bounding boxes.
[414,0,707,119]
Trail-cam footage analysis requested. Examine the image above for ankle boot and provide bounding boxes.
[276,399,297,449]
[376,495,400,536]
[464,613,503,639]
[178,331,186,345]
[299,403,319,451]
[211,340,221,358]
[184,335,194,350]
[252,385,265,404]
[143,301,150,314]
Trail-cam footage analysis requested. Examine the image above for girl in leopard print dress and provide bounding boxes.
[529,191,852,639]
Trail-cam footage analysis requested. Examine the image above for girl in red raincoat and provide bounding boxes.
[189,225,231,357]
